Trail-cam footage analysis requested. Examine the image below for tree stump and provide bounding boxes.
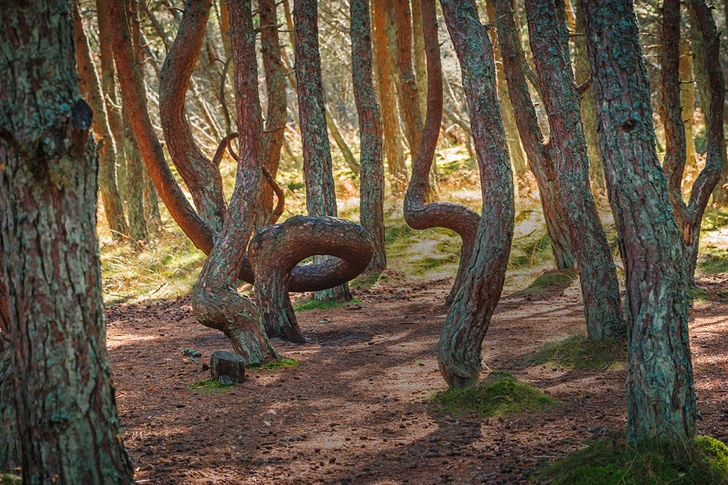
[210,351,245,384]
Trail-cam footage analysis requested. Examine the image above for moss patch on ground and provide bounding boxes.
[433,372,558,417]
[294,298,363,312]
[247,358,299,370]
[187,379,234,394]
[525,335,627,370]
[508,269,576,299]
[534,436,728,485]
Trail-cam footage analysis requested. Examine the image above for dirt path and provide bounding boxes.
[107,278,728,485]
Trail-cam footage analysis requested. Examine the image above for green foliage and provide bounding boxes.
[294,297,363,312]
[525,335,627,370]
[187,379,234,394]
[247,358,299,370]
[534,436,728,485]
[433,372,558,417]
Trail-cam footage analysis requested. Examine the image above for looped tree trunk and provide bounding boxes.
[403,0,479,307]
[249,216,374,342]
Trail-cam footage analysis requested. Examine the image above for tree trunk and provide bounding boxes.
[351,0,387,274]
[123,105,148,247]
[0,3,135,481]
[572,0,606,198]
[525,0,625,339]
[411,0,428,120]
[0,265,19,473]
[438,0,515,389]
[493,0,575,270]
[294,0,352,302]
[580,0,699,446]
[371,0,409,195]
[679,40,698,173]
[326,110,360,174]
[73,2,129,242]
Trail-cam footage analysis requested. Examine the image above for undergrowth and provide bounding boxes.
[433,372,558,417]
[534,435,728,485]
[525,335,627,370]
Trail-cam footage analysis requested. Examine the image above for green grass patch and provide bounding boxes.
[697,249,728,275]
[247,357,299,370]
[508,270,576,299]
[509,233,553,269]
[525,335,627,370]
[432,372,558,417]
[294,297,363,312]
[350,272,388,290]
[534,436,728,485]
[690,287,710,305]
[187,379,234,394]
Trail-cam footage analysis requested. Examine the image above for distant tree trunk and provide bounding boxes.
[679,40,698,172]
[525,0,625,339]
[485,0,529,194]
[411,0,428,120]
[351,0,386,273]
[371,0,409,195]
[572,0,606,198]
[438,0,515,389]
[143,169,162,232]
[258,0,288,230]
[326,110,360,174]
[579,0,723,446]
[0,3,135,481]
[294,0,352,302]
[493,0,575,270]
[97,0,129,200]
[73,2,129,242]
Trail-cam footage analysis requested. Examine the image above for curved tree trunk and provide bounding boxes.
[294,0,352,303]
[351,0,387,274]
[492,0,575,270]
[404,0,479,307]
[0,3,135,481]
[438,0,515,389]
[73,2,129,242]
[525,0,625,340]
[371,0,409,195]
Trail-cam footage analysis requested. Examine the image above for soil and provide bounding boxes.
[107,275,728,485]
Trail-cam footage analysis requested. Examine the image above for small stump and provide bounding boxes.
[210,350,245,384]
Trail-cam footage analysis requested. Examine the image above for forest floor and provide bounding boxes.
[107,269,728,485]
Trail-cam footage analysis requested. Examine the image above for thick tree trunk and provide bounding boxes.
[159,0,227,232]
[525,0,625,339]
[73,2,129,242]
[294,0,352,302]
[404,0,479,307]
[371,0,409,195]
[0,3,135,481]
[580,0,700,446]
[351,0,387,274]
[492,0,575,270]
[438,0,515,389]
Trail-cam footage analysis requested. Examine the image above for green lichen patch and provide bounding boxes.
[525,335,627,370]
[247,358,299,370]
[187,379,234,394]
[294,297,363,312]
[533,436,728,485]
[432,372,558,417]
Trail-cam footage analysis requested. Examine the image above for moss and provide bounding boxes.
[534,436,728,485]
[525,335,627,370]
[509,269,576,299]
[187,379,234,394]
[294,297,363,312]
[0,474,21,485]
[350,272,384,289]
[247,357,299,370]
[433,372,558,417]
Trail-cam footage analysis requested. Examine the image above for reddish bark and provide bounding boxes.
[404,0,479,307]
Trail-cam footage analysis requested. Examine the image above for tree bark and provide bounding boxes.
[371,0,409,195]
[492,0,575,270]
[294,0,352,302]
[351,0,387,274]
[525,0,625,339]
[0,263,19,473]
[0,2,135,481]
[438,0,515,389]
[580,0,703,446]
[73,2,129,242]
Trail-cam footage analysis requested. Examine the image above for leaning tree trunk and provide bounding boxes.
[0,2,135,482]
[73,2,129,242]
[492,0,575,270]
[438,0,515,389]
[294,0,352,303]
[525,0,625,340]
[404,0,479,307]
[580,0,700,446]
[351,0,387,274]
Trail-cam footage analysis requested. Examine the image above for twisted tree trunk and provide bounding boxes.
[438,0,514,388]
